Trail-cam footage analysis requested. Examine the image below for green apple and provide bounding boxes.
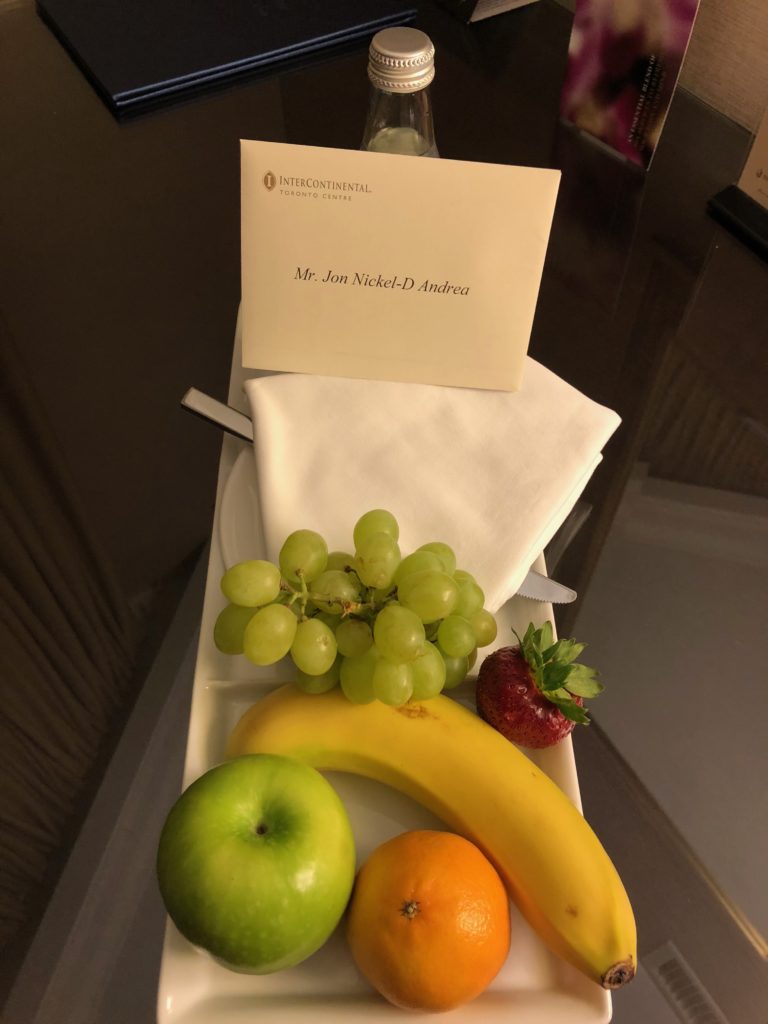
[156,754,356,972]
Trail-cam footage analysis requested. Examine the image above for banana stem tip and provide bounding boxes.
[601,959,635,989]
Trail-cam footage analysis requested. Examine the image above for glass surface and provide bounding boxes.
[366,124,438,156]
[361,86,438,155]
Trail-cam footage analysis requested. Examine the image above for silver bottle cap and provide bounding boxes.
[368,27,435,94]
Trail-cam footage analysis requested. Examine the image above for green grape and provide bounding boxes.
[340,648,378,704]
[410,642,446,700]
[373,660,413,706]
[220,559,281,607]
[354,532,401,589]
[335,618,373,658]
[295,655,341,694]
[326,550,355,572]
[437,615,476,658]
[311,609,339,628]
[470,608,498,647]
[416,542,456,576]
[453,568,476,585]
[397,569,458,623]
[243,604,298,665]
[213,604,258,655]
[311,569,361,613]
[353,509,399,548]
[467,647,478,671]
[279,529,328,583]
[440,649,470,690]
[373,603,425,662]
[282,599,304,619]
[290,618,337,675]
[392,550,442,586]
[453,579,485,618]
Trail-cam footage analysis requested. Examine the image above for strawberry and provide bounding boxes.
[475,622,602,749]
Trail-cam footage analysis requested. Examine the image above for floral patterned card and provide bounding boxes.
[560,0,701,169]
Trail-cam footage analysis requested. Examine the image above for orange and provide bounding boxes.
[346,830,511,1011]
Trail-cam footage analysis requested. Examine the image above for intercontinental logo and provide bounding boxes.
[261,168,373,202]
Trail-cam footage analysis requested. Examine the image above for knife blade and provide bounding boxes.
[181,388,578,605]
[516,569,576,604]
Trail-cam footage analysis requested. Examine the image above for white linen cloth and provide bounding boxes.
[244,363,620,612]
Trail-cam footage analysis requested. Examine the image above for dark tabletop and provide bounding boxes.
[1,0,760,600]
[1,1,766,1021]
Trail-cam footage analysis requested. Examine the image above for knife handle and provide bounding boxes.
[181,388,254,442]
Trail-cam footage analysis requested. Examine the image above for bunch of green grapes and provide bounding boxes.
[213,509,497,707]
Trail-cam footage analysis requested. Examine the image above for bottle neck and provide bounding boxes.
[361,86,438,157]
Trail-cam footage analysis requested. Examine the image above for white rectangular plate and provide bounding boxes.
[156,435,611,1024]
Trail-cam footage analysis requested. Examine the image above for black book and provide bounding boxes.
[37,0,417,113]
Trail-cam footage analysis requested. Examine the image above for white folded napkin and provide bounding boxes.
[243,363,620,611]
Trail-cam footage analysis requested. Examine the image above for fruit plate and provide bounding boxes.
[156,435,612,1024]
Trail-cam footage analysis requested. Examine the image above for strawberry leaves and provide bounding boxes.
[513,623,603,725]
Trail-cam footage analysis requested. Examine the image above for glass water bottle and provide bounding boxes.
[361,27,438,158]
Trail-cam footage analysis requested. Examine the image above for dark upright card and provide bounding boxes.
[559,0,700,168]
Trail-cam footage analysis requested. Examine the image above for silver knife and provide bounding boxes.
[515,570,576,604]
[181,388,577,605]
[181,387,254,441]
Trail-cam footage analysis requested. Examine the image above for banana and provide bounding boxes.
[226,684,636,989]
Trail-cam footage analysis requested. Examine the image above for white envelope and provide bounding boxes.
[241,140,560,392]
